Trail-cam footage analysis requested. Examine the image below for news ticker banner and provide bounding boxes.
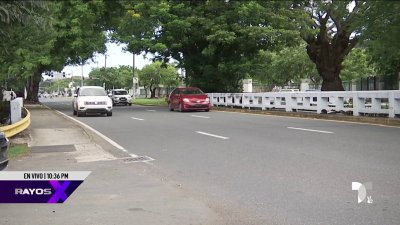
[0,171,91,203]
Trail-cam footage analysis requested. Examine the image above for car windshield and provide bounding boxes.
[181,89,203,95]
[80,88,106,96]
[113,90,128,95]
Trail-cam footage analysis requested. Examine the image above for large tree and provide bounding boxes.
[139,61,178,98]
[300,0,370,91]
[88,65,137,90]
[363,1,400,88]
[251,44,318,88]
[113,0,301,92]
[24,0,111,102]
[0,1,49,100]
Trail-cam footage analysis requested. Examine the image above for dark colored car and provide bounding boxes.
[0,131,10,170]
[168,87,211,112]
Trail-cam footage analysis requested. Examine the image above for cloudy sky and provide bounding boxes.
[61,42,152,78]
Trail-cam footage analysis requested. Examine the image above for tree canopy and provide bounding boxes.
[363,1,400,79]
[138,61,179,98]
[87,65,136,90]
[113,1,302,92]
[0,0,114,102]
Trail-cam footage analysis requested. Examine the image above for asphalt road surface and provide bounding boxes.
[42,98,400,225]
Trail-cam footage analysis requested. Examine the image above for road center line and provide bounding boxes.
[131,117,144,121]
[196,131,229,139]
[191,115,210,119]
[146,110,156,112]
[287,127,333,134]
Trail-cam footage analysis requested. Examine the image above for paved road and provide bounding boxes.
[42,98,400,225]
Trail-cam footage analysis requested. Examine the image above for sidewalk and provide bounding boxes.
[1,105,220,225]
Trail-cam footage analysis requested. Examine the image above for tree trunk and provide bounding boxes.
[150,87,156,98]
[306,40,350,91]
[144,86,148,98]
[26,72,42,102]
[320,74,344,91]
[304,9,359,91]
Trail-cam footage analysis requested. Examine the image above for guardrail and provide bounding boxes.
[209,91,400,118]
[0,107,31,138]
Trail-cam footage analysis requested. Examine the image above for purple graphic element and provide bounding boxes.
[48,180,71,203]
[0,181,83,203]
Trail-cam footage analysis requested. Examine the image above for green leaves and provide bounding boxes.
[113,1,303,92]
[363,1,400,77]
[341,48,375,81]
[88,66,135,90]
[252,44,317,86]
[139,61,178,89]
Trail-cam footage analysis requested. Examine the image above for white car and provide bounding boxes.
[111,89,132,106]
[73,86,113,117]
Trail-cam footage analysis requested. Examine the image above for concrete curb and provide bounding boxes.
[213,106,400,127]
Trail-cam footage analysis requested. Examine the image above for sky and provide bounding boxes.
[60,42,152,78]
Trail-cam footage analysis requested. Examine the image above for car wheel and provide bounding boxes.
[107,111,112,117]
[128,103,132,106]
[73,109,77,115]
[169,103,174,111]
[205,109,210,112]
[77,111,85,117]
[179,103,185,112]
[0,161,8,171]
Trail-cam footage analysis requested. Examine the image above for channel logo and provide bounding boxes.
[352,182,373,204]
[0,171,90,203]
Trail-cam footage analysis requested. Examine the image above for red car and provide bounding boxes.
[168,87,211,112]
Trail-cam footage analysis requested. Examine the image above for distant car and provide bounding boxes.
[168,87,211,112]
[0,131,10,171]
[72,86,113,117]
[111,89,132,106]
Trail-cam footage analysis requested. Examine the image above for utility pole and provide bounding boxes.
[132,53,136,100]
[81,62,84,87]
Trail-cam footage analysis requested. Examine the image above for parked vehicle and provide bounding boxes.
[0,131,9,170]
[167,87,211,112]
[110,89,132,106]
[72,86,113,117]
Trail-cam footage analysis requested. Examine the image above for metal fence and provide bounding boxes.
[209,91,400,118]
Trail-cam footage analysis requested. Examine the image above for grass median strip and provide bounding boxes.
[9,143,29,158]
[133,98,168,107]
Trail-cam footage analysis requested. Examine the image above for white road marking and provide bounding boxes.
[131,117,144,121]
[55,110,138,157]
[196,131,229,139]
[146,110,156,112]
[215,110,400,129]
[191,115,210,119]
[287,127,333,134]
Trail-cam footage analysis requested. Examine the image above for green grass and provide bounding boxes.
[133,98,168,107]
[9,143,29,158]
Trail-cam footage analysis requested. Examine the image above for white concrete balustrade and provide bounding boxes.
[209,91,400,118]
